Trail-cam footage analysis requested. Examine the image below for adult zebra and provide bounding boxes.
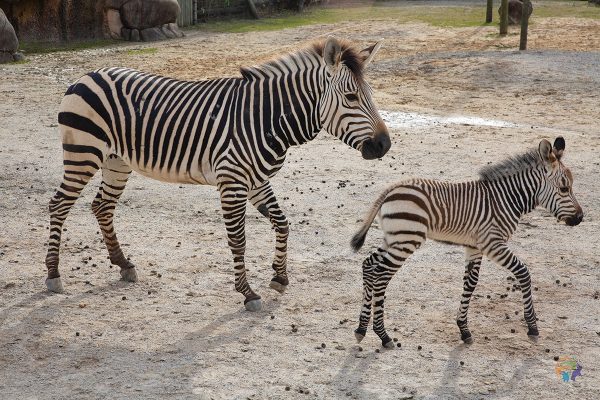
[351,137,583,347]
[46,37,391,310]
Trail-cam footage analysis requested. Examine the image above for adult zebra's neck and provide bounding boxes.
[238,50,326,152]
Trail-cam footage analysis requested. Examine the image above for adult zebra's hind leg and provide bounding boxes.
[248,181,289,293]
[456,246,483,344]
[46,147,104,292]
[219,181,262,311]
[91,154,137,282]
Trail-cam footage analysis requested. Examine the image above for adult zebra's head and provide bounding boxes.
[318,37,391,160]
[538,137,583,226]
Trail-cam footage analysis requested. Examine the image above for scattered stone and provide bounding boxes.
[554,356,559,361]
[460,361,464,366]
[397,342,401,348]
[270,315,275,319]
[75,332,80,337]
[417,345,422,350]
[78,303,86,308]
[545,348,550,353]
[321,343,326,349]
[510,328,515,333]
[285,386,290,391]
[122,296,127,300]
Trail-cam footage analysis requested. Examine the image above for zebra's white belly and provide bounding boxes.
[427,230,478,248]
[128,158,217,186]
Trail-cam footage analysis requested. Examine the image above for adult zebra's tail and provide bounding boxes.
[351,185,397,251]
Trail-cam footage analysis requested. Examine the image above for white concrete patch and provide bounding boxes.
[380,110,519,130]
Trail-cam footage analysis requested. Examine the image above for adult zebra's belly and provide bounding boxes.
[126,153,218,186]
[428,230,478,248]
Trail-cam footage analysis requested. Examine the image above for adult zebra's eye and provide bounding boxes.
[559,186,569,194]
[345,93,359,102]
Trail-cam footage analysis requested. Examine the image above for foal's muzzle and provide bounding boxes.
[565,211,583,226]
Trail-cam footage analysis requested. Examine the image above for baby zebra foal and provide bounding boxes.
[351,137,583,348]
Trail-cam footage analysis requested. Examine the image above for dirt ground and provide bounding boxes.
[1,4,599,400]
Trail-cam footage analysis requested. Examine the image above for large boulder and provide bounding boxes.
[105,0,183,42]
[0,7,20,63]
[499,0,533,25]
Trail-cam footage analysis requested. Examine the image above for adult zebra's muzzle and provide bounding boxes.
[361,128,391,160]
[564,211,583,226]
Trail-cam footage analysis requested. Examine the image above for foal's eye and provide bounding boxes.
[559,186,569,194]
[345,93,359,102]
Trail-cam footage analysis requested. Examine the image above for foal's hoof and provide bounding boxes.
[460,331,473,344]
[382,339,395,349]
[244,298,262,312]
[527,327,539,338]
[354,328,367,343]
[46,277,64,293]
[120,267,138,282]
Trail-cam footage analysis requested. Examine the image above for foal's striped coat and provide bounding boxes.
[352,137,583,347]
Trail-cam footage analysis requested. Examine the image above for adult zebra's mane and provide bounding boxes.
[478,148,544,181]
[239,40,365,81]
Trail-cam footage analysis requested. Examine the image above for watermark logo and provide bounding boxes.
[555,355,582,382]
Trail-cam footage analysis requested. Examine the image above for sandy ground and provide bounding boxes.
[1,4,600,399]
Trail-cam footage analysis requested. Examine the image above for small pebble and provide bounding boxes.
[148,290,152,295]
[321,343,326,349]
[417,345,422,350]
[545,348,550,353]
[291,327,298,333]
[396,343,401,348]
[358,346,363,352]
[375,349,380,353]
[554,356,559,361]
[484,336,489,340]
[285,386,290,391]
[460,361,464,366]
[75,332,80,337]
[510,328,515,333]
[270,315,275,320]
[555,279,560,284]
[122,296,127,301]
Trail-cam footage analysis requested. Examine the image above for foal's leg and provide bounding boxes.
[355,247,386,342]
[91,154,137,282]
[371,241,420,348]
[248,181,289,293]
[456,246,483,343]
[482,240,538,336]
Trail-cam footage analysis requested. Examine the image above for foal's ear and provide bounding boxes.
[323,36,342,72]
[359,40,383,70]
[539,139,557,166]
[553,136,565,161]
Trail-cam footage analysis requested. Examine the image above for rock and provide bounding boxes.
[140,27,165,42]
[0,8,18,61]
[161,24,176,39]
[0,51,13,63]
[121,0,180,30]
[130,29,140,42]
[167,22,184,38]
[106,8,124,40]
[121,27,132,41]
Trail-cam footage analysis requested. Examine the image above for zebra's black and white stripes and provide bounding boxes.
[351,137,583,347]
[46,37,390,311]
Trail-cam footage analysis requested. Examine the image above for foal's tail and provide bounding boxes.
[351,185,396,252]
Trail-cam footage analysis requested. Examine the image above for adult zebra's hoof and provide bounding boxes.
[120,267,138,282]
[46,277,64,293]
[354,328,367,343]
[269,280,287,293]
[244,298,262,312]
[382,339,395,349]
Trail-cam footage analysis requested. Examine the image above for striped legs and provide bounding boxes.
[456,246,483,343]
[91,154,137,282]
[355,242,420,348]
[248,181,289,293]
[355,247,386,342]
[45,148,103,292]
[218,181,262,311]
[483,240,539,337]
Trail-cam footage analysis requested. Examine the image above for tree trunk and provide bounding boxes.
[500,0,508,35]
[519,0,532,50]
[486,0,493,23]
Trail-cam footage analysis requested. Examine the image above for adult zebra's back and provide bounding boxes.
[46,37,391,311]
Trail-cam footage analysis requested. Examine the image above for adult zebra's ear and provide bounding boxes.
[553,136,565,160]
[323,36,342,72]
[539,139,557,166]
[359,40,383,69]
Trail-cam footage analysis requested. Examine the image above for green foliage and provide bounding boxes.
[126,47,159,56]
[19,39,120,55]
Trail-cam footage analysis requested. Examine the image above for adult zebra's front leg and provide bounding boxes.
[482,240,538,337]
[219,181,262,311]
[248,181,289,293]
[456,246,483,344]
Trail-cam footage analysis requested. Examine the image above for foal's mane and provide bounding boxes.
[478,148,544,181]
[239,39,366,81]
